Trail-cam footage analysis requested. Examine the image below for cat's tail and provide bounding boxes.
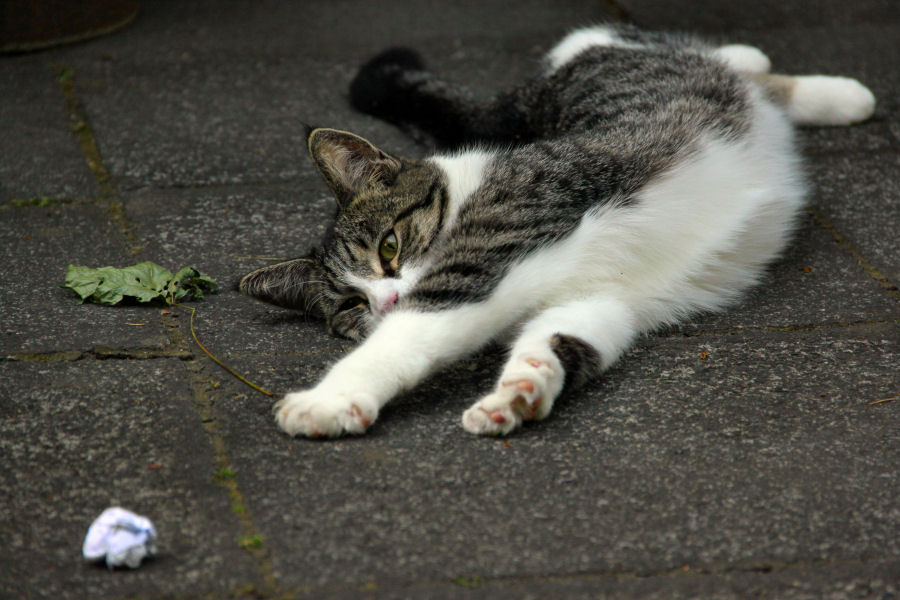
[750,72,876,126]
[349,48,529,147]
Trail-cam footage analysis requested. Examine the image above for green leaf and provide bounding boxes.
[169,266,218,304]
[62,262,217,306]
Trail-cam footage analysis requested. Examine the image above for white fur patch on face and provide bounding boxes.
[545,26,641,72]
[367,278,401,315]
[712,44,772,73]
[786,75,876,126]
[344,272,396,316]
[345,263,426,318]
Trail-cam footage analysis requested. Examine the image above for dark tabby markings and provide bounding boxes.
[320,258,344,281]
[550,334,603,389]
[436,260,492,278]
[408,287,482,305]
[394,180,441,224]
[420,185,449,254]
[339,238,356,261]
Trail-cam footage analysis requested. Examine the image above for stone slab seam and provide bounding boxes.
[179,556,900,600]
[2,346,191,362]
[0,196,100,209]
[50,62,113,196]
[83,556,900,600]
[50,61,145,255]
[48,59,279,595]
[807,207,900,301]
[160,312,281,595]
[661,318,900,340]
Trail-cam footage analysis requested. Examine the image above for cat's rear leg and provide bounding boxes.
[462,297,637,435]
[715,45,875,125]
[713,44,772,73]
[751,72,876,126]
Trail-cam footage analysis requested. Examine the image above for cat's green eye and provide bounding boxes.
[379,231,399,261]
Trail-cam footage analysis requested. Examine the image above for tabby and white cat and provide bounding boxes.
[241,24,874,437]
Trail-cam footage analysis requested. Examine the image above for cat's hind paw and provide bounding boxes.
[461,354,564,436]
[274,389,378,438]
[788,76,876,126]
[713,44,771,73]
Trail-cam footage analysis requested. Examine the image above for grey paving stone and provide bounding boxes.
[676,212,900,333]
[123,184,349,357]
[62,54,381,190]
[201,325,898,591]
[0,58,98,202]
[810,152,900,287]
[0,203,170,355]
[58,0,605,62]
[727,22,900,156]
[123,184,335,277]
[329,560,900,599]
[52,0,611,189]
[0,359,261,599]
[617,0,897,33]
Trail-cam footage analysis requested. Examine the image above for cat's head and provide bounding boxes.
[240,128,446,340]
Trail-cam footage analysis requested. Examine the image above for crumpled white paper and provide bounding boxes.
[82,507,157,569]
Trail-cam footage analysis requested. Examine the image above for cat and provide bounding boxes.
[240,24,875,438]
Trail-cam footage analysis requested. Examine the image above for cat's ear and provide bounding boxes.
[239,255,325,316]
[307,127,402,207]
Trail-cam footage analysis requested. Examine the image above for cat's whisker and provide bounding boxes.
[304,292,326,316]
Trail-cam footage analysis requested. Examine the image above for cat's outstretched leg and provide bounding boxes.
[275,306,513,438]
[751,72,875,126]
[462,297,637,435]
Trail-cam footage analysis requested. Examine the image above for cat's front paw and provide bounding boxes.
[274,389,379,438]
[462,353,564,436]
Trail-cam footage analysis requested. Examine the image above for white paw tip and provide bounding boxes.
[461,403,518,436]
[790,76,876,125]
[715,44,772,73]
[273,392,377,438]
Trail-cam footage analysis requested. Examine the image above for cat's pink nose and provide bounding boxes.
[380,291,399,315]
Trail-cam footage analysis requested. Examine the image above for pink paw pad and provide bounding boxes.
[501,379,535,392]
[349,404,372,429]
[512,395,541,419]
[499,378,542,420]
